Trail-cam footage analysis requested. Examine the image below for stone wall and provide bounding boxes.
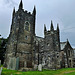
[4,0,74,71]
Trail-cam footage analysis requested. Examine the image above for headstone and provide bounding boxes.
[12,57,17,70]
[0,67,3,75]
[24,61,26,68]
[16,57,19,70]
[34,64,38,70]
[0,60,1,67]
[7,57,16,70]
[7,57,19,70]
[38,64,42,71]
[48,57,51,68]
[42,57,45,67]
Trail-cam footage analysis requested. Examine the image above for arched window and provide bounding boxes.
[68,50,70,56]
[24,21,30,31]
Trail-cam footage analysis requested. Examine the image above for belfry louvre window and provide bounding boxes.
[24,21,30,31]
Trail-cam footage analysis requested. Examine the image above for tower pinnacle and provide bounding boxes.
[57,23,59,32]
[13,7,15,17]
[19,0,23,9]
[44,24,47,35]
[33,6,36,16]
[44,24,47,31]
[50,20,54,31]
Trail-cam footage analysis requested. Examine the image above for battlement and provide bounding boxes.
[24,10,32,15]
[44,21,59,35]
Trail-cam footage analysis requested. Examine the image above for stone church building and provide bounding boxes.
[4,0,74,70]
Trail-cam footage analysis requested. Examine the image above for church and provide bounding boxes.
[4,0,74,71]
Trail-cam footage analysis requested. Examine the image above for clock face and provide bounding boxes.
[24,21,30,31]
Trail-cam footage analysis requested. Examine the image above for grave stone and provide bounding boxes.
[0,67,3,75]
[16,57,19,70]
[7,57,16,70]
[12,57,16,70]
[38,64,42,71]
[7,57,19,70]
[24,61,26,68]
[34,64,38,70]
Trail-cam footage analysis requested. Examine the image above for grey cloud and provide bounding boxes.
[3,0,17,7]
[0,0,75,47]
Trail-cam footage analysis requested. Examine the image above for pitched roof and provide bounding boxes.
[60,40,73,51]
[60,42,67,50]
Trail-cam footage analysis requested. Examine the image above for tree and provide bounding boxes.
[0,38,8,64]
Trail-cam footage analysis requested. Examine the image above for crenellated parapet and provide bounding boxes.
[44,20,60,36]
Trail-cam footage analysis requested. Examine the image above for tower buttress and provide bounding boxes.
[57,23,59,33]
[12,7,15,24]
[11,7,15,32]
[13,7,15,18]
[56,23,60,51]
[44,24,47,35]
[32,6,36,35]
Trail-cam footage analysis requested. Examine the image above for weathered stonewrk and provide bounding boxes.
[7,57,19,70]
[4,0,74,71]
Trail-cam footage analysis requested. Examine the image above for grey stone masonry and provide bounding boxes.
[7,57,19,70]
[4,0,74,71]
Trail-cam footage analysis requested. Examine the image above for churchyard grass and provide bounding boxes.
[1,67,75,75]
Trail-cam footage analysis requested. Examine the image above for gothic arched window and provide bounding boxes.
[24,21,30,31]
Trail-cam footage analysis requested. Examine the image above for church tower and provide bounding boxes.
[44,20,60,52]
[4,0,36,69]
[42,21,60,69]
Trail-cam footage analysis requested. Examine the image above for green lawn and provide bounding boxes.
[1,67,75,75]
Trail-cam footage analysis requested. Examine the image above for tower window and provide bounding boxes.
[47,43,50,46]
[25,36,28,40]
[24,21,30,31]
[57,56,59,58]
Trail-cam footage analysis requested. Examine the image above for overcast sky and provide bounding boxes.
[0,0,75,47]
